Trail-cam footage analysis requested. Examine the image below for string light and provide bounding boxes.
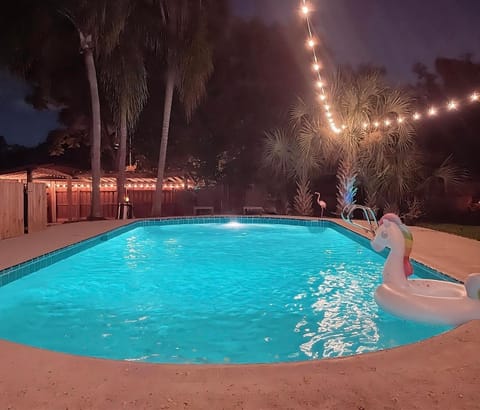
[360,91,480,131]
[300,2,480,134]
[300,0,342,134]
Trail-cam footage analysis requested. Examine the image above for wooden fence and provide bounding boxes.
[0,181,48,240]
[0,180,24,240]
[27,182,47,233]
[50,188,188,221]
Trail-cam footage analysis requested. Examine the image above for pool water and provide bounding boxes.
[0,221,452,363]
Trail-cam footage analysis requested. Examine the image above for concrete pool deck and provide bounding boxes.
[0,217,479,409]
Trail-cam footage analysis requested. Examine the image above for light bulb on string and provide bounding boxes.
[447,100,458,110]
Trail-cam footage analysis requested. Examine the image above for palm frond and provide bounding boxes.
[60,0,131,56]
[262,128,293,177]
[431,155,469,193]
[100,38,148,130]
[177,17,213,121]
[289,97,310,130]
[293,174,313,216]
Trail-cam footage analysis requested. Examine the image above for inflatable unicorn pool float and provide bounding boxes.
[370,213,480,326]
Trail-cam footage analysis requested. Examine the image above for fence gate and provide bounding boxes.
[0,180,24,240]
[27,182,47,233]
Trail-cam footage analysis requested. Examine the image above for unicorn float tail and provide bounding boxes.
[465,273,480,299]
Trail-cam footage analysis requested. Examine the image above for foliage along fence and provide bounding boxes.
[0,180,24,240]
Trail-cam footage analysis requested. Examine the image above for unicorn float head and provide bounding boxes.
[371,213,413,287]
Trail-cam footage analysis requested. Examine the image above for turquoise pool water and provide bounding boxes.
[0,220,452,363]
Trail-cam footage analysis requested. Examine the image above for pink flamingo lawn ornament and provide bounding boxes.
[314,192,326,217]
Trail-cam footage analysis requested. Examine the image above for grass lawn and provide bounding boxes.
[419,223,480,241]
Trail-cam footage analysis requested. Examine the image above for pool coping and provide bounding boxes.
[1,216,480,409]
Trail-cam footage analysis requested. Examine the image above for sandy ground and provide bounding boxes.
[1,218,480,409]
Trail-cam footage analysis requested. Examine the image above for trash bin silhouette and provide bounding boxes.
[117,202,133,219]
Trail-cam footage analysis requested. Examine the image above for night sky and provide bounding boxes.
[231,0,480,82]
[1,0,480,147]
[0,70,60,147]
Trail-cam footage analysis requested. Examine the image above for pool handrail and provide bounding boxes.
[341,204,378,235]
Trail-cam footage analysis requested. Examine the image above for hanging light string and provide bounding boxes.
[301,1,341,134]
[299,2,480,133]
[358,91,480,131]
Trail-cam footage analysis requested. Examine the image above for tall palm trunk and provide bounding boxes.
[116,104,128,203]
[82,33,102,219]
[152,68,175,217]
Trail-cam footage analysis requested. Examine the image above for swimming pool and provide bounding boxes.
[0,217,453,364]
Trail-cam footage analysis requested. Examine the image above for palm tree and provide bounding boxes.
[58,0,131,219]
[150,0,214,216]
[325,68,418,212]
[1,0,131,218]
[262,99,338,214]
[264,69,419,215]
[100,9,149,203]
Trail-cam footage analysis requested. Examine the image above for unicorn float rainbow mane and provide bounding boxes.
[378,213,413,277]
